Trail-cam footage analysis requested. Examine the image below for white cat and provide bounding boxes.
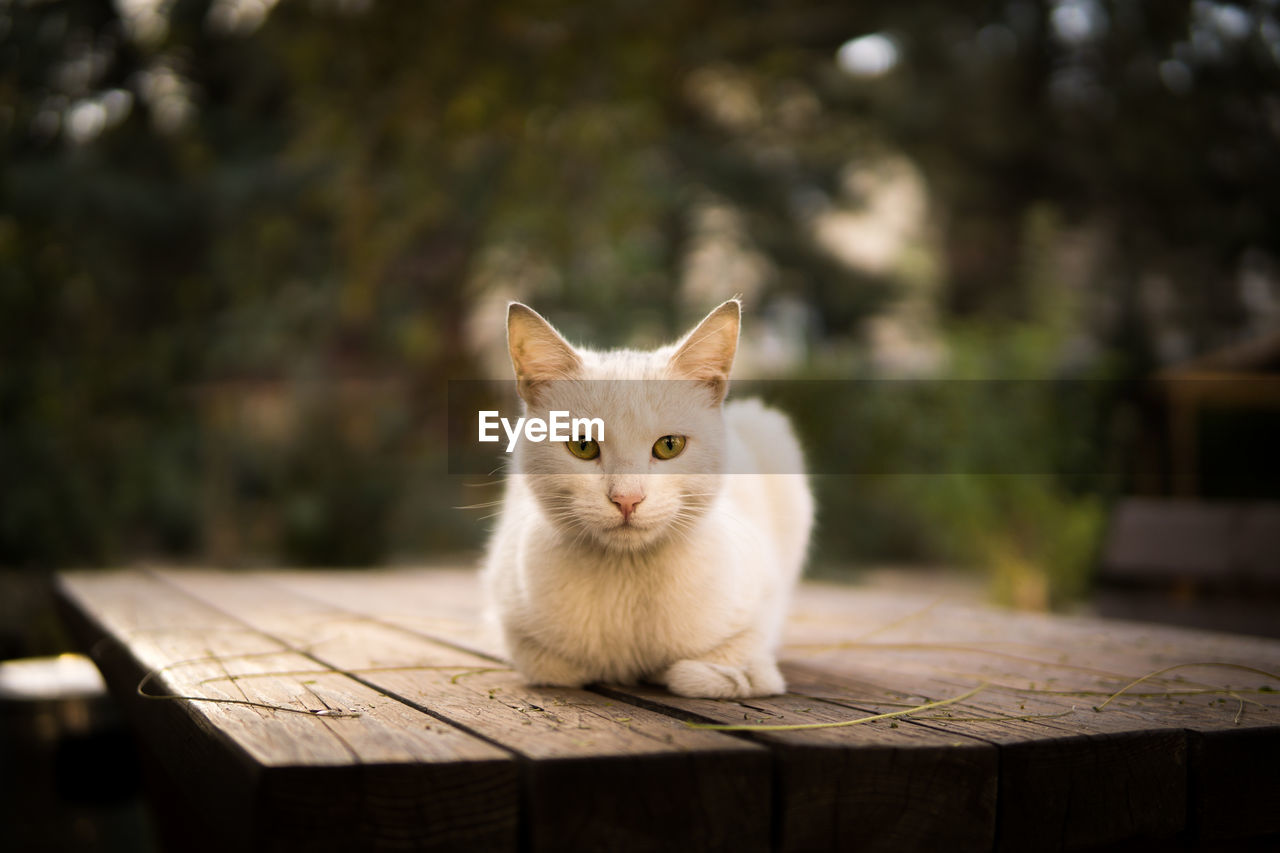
[481,299,813,698]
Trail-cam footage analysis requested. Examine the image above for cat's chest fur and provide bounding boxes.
[503,515,755,683]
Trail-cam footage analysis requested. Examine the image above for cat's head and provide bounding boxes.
[506,300,740,552]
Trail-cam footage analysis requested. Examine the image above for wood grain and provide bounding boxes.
[782,581,1280,847]
[57,571,517,852]
[263,567,1280,850]
[261,568,1003,851]
[57,567,1280,852]
[155,569,771,853]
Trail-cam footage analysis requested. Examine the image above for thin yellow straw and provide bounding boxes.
[686,682,987,732]
[1094,662,1280,712]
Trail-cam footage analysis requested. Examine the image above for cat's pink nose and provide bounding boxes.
[611,492,644,522]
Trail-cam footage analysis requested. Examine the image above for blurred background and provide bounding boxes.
[1,0,1278,847]
[5,0,1280,620]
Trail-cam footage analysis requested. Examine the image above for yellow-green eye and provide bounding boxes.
[652,435,686,460]
[566,439,600,460]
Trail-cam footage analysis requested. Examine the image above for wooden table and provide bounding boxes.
[57,568,1280,852]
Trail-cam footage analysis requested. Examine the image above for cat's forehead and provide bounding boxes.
[541,376,704,411]
[534,376,715,437]
[575,345,678,380]
[523,343,721,434]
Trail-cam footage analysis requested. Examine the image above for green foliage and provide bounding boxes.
[806,204,1115,606]
[2,0,1275,591]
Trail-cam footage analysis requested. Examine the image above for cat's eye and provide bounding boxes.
[566,439,600,460]
[652,435,686,460]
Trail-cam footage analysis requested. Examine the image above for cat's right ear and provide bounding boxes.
[507,303,581,403]
[668,299,740,404]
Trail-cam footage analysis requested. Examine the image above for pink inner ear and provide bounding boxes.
[508,306,582,384]
[514,340,577,378]
[671,307,738,384]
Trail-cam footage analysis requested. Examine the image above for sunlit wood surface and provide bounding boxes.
[58,568,1280,852]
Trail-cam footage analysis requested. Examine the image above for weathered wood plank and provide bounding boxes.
[785,582,1280,726]
[1188,726,1280,843]
[783,582,1280,846]
[779,662,1187,853]
[262,566,496,652]
[269,568,1280,850]
[600,680,998,853]
[261,568,1002,851]
[63,566,1280,851]
[56,571,518,853]
[155,569,772,853]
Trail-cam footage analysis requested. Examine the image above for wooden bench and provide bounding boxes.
[57,568,1280,852]
[1098,498,1280,637]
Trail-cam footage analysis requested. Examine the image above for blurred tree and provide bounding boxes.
[868,1,1280,365]
[1,0,212,563]
[2,0,1276,577]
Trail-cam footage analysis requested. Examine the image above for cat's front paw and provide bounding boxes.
[663,659,785,699]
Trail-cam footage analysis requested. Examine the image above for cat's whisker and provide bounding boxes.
[453,500,505,510]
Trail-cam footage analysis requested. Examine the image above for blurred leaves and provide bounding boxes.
[2,0,1277,598]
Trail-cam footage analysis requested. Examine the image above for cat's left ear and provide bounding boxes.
[668,299,740,404]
